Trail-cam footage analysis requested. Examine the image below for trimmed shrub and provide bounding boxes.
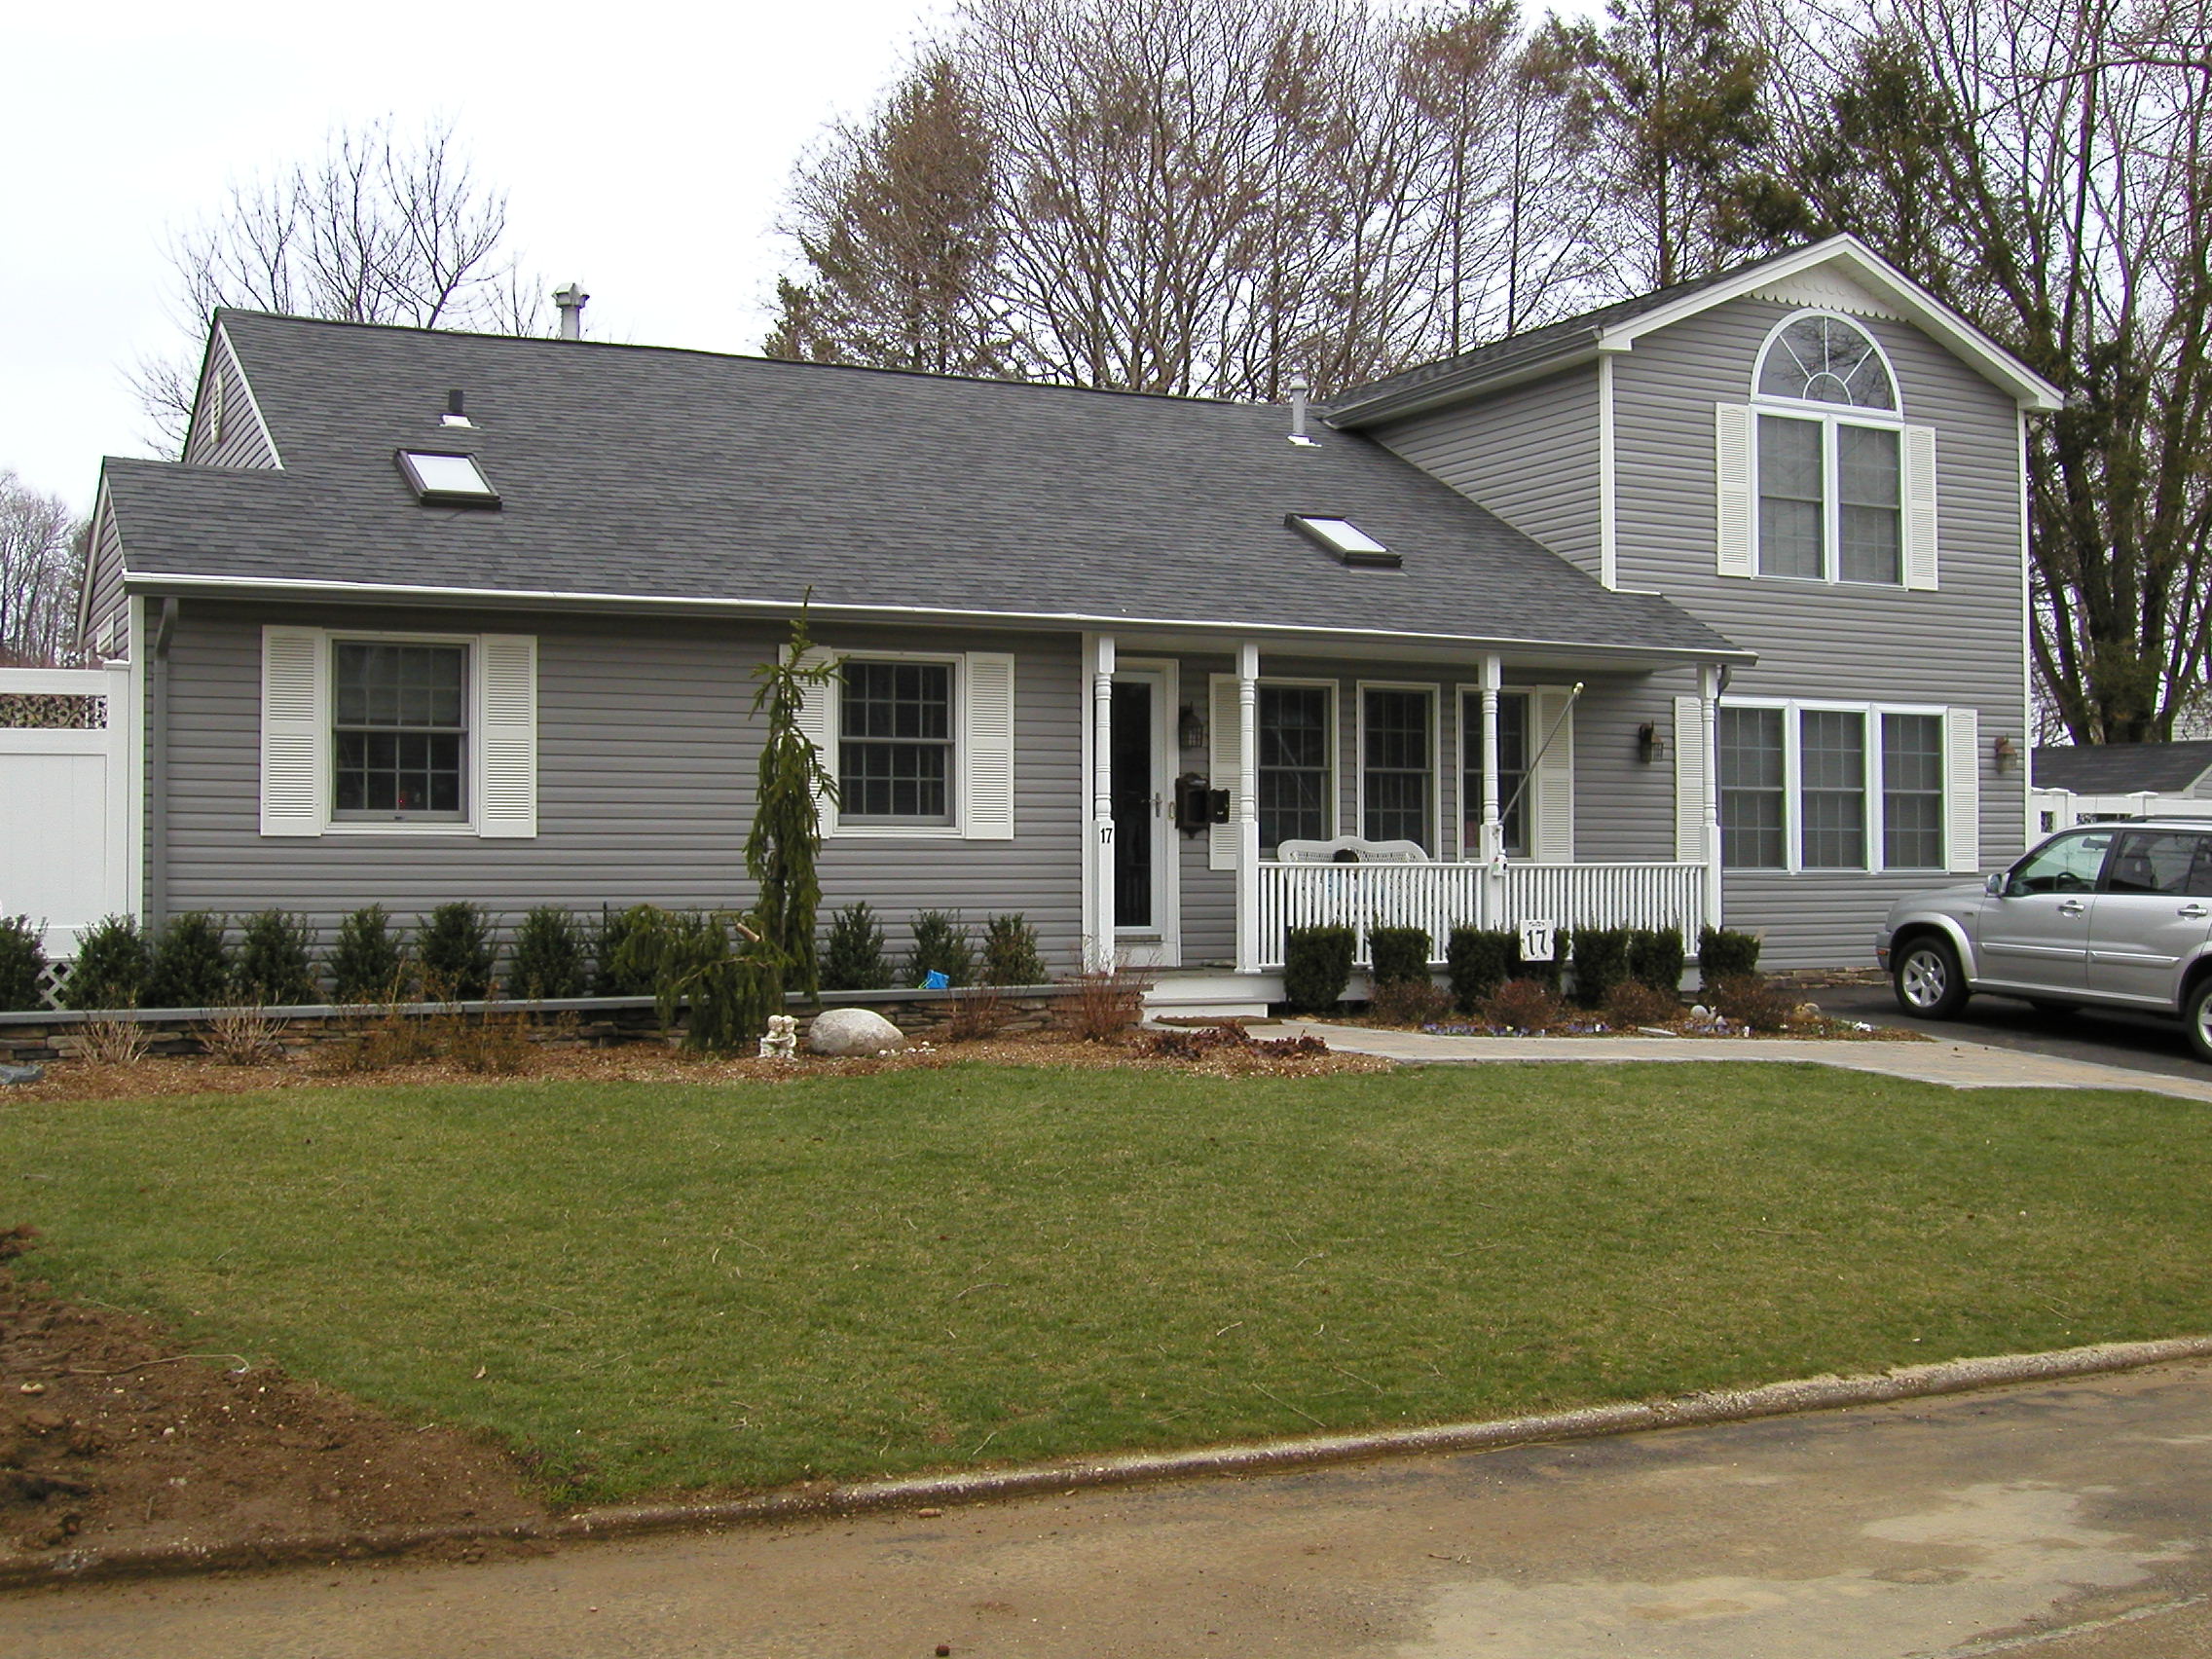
[1366,926,1430,988]
[418,902,496,1000]
[1626,927,1687,996]
[821,902,892,991]
[147,912,231,1008]
[904,910,975,988]
[1603,977,1681,1028]
[1481,977,1568,1033]
[1698,926,1763,987]
[981,913,1047,986]
[1568,927,1629,1009]
[0,916,47,1012]
[1446,927,1517,1013]
[1710,973,1793,1033]
[59,915,148,1011]
[234,910,315,1005]
[510,907,588,1000]
[1283,925,1356,1013]
[330,905,407,1003]
[593,905,660,996]
[1369,977,1453,1027]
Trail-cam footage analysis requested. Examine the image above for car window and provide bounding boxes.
[2009,830,2114,895]
[2102,830,2212,897]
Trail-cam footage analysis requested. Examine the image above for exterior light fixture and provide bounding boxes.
[1178,704,1207,752]
[1993,734,2019,770]
[1638,721,1666,763]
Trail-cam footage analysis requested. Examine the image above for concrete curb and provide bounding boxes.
[9,1335,2209,1592]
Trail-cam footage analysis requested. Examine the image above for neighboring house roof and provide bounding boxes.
[2034,742,2212,794]
[100,311,1749,667]
[1325,235,2066,428]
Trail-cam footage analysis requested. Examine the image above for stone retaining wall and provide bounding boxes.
[0,985,1084,1065]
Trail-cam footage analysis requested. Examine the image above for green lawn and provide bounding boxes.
[3,1062,2206,1501]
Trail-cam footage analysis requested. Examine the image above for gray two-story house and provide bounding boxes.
[74,234,2058,1002]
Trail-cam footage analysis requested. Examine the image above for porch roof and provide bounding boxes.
[102,311,1747,668]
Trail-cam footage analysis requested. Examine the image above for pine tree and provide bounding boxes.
[746,606,840,998]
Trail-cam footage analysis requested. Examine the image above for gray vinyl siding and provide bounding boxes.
[1369,370,1604,580]
[181,329,281,471]
[1608,297,2030,967]
[152,601,1084,976]
[79,500,128,653]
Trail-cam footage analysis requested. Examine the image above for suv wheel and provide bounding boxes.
[2186,978,2212,1065]
[1894,935,1969,1019]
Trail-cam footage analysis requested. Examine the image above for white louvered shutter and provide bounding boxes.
[260,626,326,836]
[1209,673,1242,870]
[962,652,1016,840]
[1944,706,1980,872]
[1715,403,1754,578]
[1531,687,1576,863]
[476,635,538,838]
[1674,694,1707,864]
[793,646,839,835]
[1903,424,1939,591]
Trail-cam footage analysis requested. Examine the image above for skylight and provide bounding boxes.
[396,450,500,507]
[1286,514,1398,568]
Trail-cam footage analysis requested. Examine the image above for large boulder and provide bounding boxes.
[807,1007,908,1056]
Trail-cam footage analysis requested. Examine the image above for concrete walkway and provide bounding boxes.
[1273,1020,2212,1104]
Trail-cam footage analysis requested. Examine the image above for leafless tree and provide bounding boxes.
[134,117,544,453]
[0,474,88,667]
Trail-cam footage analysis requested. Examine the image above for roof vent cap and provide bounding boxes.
[1287,376,1318,446]
[554,282,590,340]
[440,388,473,428]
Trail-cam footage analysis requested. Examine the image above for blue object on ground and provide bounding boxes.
[923,970,951,990]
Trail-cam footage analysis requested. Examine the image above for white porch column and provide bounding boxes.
[1479,653,1504,932]
[1235,641,1261,973]
[1089,634,1117,969]
[1699,662,1723,933]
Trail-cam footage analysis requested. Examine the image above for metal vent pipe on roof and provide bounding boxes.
[554,283,590,340]
[1288,376,1318,446]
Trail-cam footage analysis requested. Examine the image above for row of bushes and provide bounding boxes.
[2,902,1056,1014]
[1281,923,1761,1014]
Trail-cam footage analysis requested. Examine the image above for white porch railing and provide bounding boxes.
[1255,860,1708,969]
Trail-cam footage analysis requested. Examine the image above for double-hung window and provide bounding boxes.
[837,660,955,826]
[1256,683,1333,854]
[1360,687,1434,851]
[1716,700,1951,872]
[1753,315,1903,584]
[332,641,469,821]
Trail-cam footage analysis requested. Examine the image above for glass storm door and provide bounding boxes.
[1111,680,1159,932]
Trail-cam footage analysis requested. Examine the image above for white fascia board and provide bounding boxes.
[1598,235,2064,413]
[121,570,1759,670]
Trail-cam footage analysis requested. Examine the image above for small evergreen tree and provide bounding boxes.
[904,910,974,986]
[330,905,407,1002]
[980,913,1045,986]
[822,901,893,990]
[747,605,840,999]
[610,905,782,1051]
[147,912,231,1008]
[417,902,496,999]
[593,904,661,995]
[233,910,315,1004]
[510,907,587,999]
[0,916,47,1013]
[59,915,148,1011]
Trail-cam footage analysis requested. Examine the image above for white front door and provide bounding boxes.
[1111,663,1180,967]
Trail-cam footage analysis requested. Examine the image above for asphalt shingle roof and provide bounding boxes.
[103,311,1744,662]
[2033,742,2212,794]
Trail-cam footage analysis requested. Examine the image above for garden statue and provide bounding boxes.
[757,1014,799,1061]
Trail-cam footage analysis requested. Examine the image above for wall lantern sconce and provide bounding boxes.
[1637,721,1666,764]
[1178,704,1207,752]
[1993,734,2019,771]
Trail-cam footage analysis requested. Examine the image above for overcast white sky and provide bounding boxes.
[8,0,960,514]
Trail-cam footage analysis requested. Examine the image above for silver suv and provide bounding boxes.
[1876,819,2212,1061]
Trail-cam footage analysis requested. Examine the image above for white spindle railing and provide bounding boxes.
[1254,860,1707,969]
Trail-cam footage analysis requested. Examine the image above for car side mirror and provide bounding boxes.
[1984,872,2007,897]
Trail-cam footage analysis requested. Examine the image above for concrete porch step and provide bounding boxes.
[1140,971,1282,1022]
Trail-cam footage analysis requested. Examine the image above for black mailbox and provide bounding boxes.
[1174,773,1231,835]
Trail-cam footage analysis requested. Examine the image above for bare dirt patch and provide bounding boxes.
[0,1245,549,1576]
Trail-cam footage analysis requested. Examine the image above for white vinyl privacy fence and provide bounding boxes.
[0,666,134,962]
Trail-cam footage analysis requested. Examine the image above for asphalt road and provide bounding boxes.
[1811,978,2212,1084]
[7,1363,2212,1657]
